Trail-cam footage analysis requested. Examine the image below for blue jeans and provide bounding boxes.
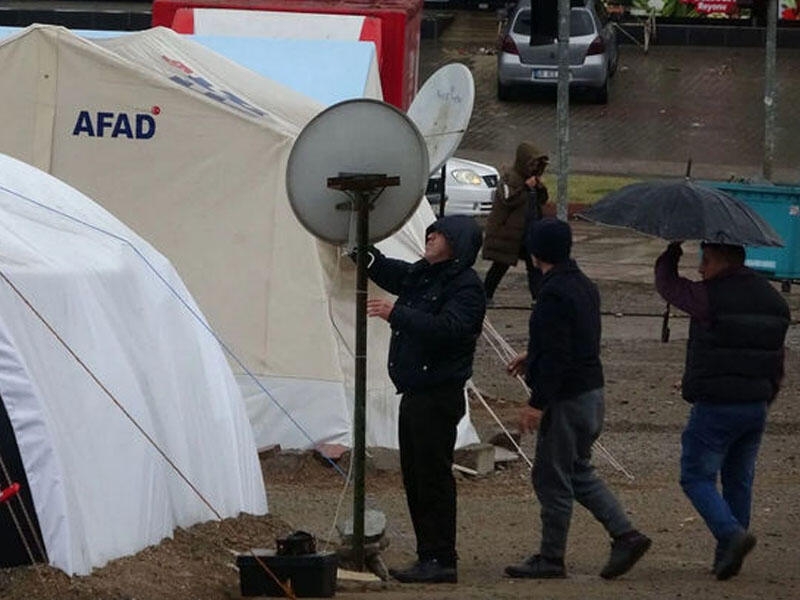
[680,402,767,542]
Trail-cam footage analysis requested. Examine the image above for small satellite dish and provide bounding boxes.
[286,99,429,245]
[407,63,475,177]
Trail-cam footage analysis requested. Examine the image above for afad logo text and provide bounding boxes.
[72,107,161,139]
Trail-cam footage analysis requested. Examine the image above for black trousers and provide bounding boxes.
[398,383,466,567]
[484,245,542,301]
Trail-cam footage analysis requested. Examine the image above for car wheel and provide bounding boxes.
[497,79,513,101]
[593,79,609,105]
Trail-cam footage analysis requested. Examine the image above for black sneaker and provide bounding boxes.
[389,559,457,584]
[600,531,652,579]
[714,531,756,581]
[505,555,566,579]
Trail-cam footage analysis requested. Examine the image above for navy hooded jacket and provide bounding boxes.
[365,215,486,393]
[525,259,604,409]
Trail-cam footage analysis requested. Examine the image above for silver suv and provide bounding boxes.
[497,0,619,104]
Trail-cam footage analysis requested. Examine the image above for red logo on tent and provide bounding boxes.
[152,106,161,116]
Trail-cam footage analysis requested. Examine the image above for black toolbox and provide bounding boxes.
[236,550,337,597]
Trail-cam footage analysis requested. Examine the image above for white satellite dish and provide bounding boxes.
[407,63,475,177]
[286,98,429,245]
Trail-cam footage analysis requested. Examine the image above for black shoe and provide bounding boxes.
[600,531,652,579]
[389,559,457,584]
[505,555,566,579]
[714,531,756,581]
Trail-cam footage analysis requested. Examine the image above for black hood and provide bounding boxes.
[426,215,483,269]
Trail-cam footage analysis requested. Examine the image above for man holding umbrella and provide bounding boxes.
[655,241,790,580]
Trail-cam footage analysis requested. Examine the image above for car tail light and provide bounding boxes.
[587,36,605,56]
[500,35,519,55]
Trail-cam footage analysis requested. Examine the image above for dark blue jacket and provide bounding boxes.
[526,259,604,409]
[366,215,486,393]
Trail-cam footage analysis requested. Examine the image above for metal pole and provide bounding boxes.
[352,192,369,571]
[763,0,777,181]
[438,163,447,218]
[556,0,570,220]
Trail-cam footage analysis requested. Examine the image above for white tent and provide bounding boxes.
[0,25,480,451]
[0,151,265,575]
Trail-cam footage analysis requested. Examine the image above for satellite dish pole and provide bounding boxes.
[438,163,447,218]
[286,99,429,571]
[328,174,399,569]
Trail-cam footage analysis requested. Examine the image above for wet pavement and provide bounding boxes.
[421,11,800,183]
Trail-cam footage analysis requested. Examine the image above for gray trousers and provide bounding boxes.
[532,388,632,559]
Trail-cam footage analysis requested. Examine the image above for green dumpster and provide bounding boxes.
[702,181,800,284]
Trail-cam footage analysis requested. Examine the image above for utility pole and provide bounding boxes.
[763,0,777,181]
[556,0,570,220]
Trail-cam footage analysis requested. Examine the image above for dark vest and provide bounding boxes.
[682,269,790,404]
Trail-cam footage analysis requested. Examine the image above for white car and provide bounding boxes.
[426,157,499,217]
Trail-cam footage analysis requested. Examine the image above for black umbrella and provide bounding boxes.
[581,180,784,342]
[582,180,784,248]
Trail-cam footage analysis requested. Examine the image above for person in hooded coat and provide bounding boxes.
[362,215,486,584]
[482,141,549,304]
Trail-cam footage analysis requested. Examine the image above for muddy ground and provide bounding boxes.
[2,221,799,600]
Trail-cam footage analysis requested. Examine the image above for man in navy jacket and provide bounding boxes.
[505,218,651,580]
[364,214,485,584]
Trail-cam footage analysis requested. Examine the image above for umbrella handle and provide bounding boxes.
[661,302,671,343]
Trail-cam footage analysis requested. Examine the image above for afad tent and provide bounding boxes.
[0,152,266,575]
[0,25,480,451]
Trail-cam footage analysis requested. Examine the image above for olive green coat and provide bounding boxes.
[482,142,549,265]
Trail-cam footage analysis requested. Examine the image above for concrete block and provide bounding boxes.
[454,443,496,476]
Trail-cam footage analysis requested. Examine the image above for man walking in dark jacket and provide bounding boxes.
[364,214,486,584]
[655,241,789,580]
[505,218,651,580]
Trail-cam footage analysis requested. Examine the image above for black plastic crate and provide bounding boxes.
[236,550,337,598]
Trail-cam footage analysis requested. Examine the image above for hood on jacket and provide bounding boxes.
[426,215,483,269]
[513,141,548,179]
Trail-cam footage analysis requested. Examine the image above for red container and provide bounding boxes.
[152,0,423,110]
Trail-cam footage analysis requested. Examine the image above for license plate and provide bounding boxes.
[533,69,558,79]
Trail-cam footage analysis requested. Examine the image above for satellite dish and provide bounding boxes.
[286,98,429,245]
[407,63,475,176]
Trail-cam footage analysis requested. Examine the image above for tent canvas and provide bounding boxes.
[0,151,266,575]
[0,25,480,451]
